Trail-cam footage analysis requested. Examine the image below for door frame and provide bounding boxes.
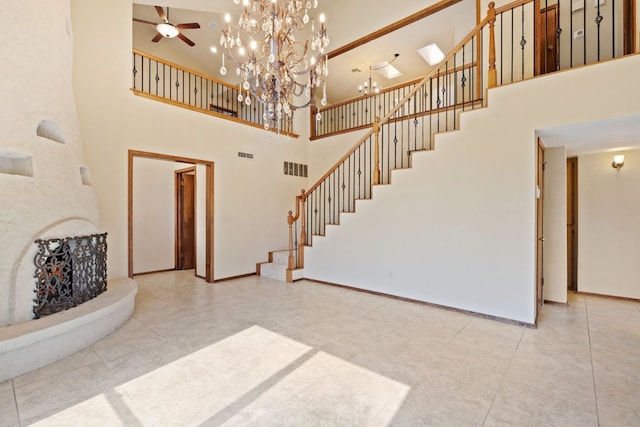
[128,150,215,282]
[535,139,545,320]
[175,166,196,271]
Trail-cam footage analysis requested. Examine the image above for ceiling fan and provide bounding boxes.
[133,6,200,47]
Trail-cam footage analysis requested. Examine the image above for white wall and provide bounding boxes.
[542,146,567,303]
[578,149,640,299]
[304,54,640,325]
[72,0,308,281]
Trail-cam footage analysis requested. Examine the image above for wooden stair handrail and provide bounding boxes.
[133,48,231,86]
[304,6,495,199]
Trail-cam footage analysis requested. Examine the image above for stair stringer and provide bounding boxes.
[303,54,640,325]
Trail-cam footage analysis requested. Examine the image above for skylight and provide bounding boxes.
[417,43,445,65]
[376,64,402,79]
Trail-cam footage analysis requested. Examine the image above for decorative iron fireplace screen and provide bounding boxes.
[33,233,107,318]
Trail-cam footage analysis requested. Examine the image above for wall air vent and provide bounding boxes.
[237,152,254,159]
[284,161,308,177]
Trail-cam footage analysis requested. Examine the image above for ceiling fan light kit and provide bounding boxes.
[133,5,201,46]
[156,22,179,38]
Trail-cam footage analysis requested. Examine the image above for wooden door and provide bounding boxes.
[567,157,578,291]
[536,140,545,315]
[176,170,195,270]
[537,4,559,75]
[623,0,636,55]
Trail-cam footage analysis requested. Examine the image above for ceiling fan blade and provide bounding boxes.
[176,23,200,30]
[151,32,164,43]
[177,33,195,47]
[155,6,167,22]
[133,18,158,26]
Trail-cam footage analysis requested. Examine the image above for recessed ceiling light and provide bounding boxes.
[417,43,445,65]
[210,46,218,54]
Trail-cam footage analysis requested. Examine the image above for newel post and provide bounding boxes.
[373,117,381,185]
[487,2,497,88]
[287,210,295,269]
[298,190,307,267]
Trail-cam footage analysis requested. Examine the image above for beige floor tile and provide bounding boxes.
[446,316,524,358]
[90,318,162,363]
[518,324,591,352]
[591,347,640,380]
[391,370,495,424]
[484,404,554,427]
[588,327,640,355]
[503,351,596,400]
[425,345,511,390]
[490,380,598,427]
[593,370,640,411]
[12,347,101,387]
[597,399,640,427]
[0,381,19,427]
[15,361,117,424]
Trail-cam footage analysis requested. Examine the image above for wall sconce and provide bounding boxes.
[611,154,625,171]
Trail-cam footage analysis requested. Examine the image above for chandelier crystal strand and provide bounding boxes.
[220,0,329,133]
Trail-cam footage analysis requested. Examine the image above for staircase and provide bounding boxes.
[256,0,638,297]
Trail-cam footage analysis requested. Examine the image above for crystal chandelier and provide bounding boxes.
[220,0,330,132]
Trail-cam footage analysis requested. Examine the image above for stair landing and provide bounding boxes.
[256,250,304,282]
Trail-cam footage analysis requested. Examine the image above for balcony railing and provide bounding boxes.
[313,0,634,139]
[131,49,295,136]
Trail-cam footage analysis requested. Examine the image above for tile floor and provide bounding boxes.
[1,271,639,426]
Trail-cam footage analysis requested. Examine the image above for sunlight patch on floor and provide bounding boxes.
[30,325,410,426]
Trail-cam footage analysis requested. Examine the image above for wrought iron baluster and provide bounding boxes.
[357,146,362,200]
[461,46,466,109]
[347,156,351,211]
[511,9,514,83]
[595,0,603,61]
[583,0,587,65]
[500,12,503,84]
[155,60,159,96]
[147,56,151,94]
[611,0,615,58]
[132,52,138,90]
[520,6,526,80]
[294,221,298,267]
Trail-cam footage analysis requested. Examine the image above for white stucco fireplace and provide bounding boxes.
[0,0,135,381]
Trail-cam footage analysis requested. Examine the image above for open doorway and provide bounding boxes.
[128,150,215,282]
